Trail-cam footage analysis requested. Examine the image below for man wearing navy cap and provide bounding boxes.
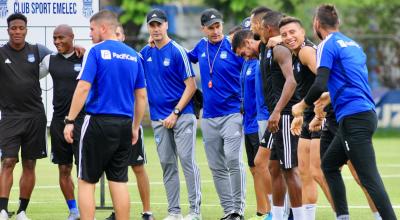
[187,8,246,220]
[140,8,202,220]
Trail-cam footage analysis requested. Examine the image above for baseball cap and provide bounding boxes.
[146,9,167,24]
[241,17,251,30]
[200,8,223,27]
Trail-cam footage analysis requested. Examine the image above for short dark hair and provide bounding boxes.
[90,10,119,28]
[231,30,253,53]
[250,6,273,17]
[7,13,27,27]
[262,11,283,30]
[228,25,242,36]
[315,4,339,28]
[278,16,303,28]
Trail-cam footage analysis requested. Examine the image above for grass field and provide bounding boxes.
[6,129,400,220]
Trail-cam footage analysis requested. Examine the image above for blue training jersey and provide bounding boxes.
[317,32,375,121]
[254,59,270,121]
[241,59,259,134]
[140,40,195,121]
[78,40,145,118]
[187,36,243,118]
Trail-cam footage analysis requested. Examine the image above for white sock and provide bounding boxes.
[272,206,284,220]
[373,212,382,220]
[268,194,273,205]
[337,214,350,220]
[292,206,304,220]
[303,204,316,220]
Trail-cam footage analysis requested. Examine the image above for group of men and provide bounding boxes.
[0,3,397,220]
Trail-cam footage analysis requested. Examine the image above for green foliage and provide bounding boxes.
[203,0,260,22]
[119,0,167,25]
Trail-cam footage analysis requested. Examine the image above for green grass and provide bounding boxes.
[7,129,400,219]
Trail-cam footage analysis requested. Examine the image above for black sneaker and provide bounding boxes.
[142,212,155,220]
[228,213,244,220]
[220,213,231,220]
[105,212,115,220]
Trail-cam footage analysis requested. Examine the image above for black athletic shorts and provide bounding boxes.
[0,113,47,161]
[129,127,146,166]
[50,118,83,165]
[260,128,274,149]
[320,116,338,159]
[78,115,132,183]
[244,132,259,167]
[270,114,299,169]
[300,111,322,139]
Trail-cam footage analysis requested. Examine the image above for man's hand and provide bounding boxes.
[314,92,330,116]
[148,36,155,48]
[132,126,140,145]
[309,117,324,132]
[162,113,178,129]
[292,100,307,117]
[64,124,74,144]
[268,111,281,133]
[267,35,282,48]
[290,116,303,136]
[73,45,86,57]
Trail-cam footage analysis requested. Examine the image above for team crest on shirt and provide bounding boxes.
[246,68,252,75]
[220,51,227,59]
[27,54,35,63]
[201,52,206,58]
[74,64,82,72]
[163,58,170,66]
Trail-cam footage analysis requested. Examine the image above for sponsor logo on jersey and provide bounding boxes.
[101,50,111,60]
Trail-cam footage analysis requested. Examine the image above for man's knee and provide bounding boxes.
[22,159,36,171]
[1,158,17,171]
[131,164,145,174]
[269,161,281,178]
[59,164,73,178]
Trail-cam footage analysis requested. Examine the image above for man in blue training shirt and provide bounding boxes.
[292,4,397,220]
[187,8,246,220]
[232,29,272,220]
[63,10,147,220]
[140,9,201,220]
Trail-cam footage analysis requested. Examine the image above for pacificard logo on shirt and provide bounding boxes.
[101,50,138,62]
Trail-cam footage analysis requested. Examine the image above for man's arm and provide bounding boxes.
[132,88,147,144]
[268,45,297,133]
[39,54,50,79]
[298,46,317,74]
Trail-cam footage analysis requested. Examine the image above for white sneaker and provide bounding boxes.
[0,210,8,220]
[183,213,202,220]
[163,213,183,220]
[16,211,31,220]
[67,211,80,220]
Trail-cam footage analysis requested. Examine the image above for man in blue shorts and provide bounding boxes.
[292,4,397,220]
[187,8,245,220]
[63,10,147,220]
[140,9,201,220]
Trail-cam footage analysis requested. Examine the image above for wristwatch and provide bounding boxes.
[64,117,75,124]
[173,107,181,116]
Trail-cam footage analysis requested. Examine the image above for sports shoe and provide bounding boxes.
[15,211,30,220]
[0,210,8,220]
[105,212,115,220]
[220,213,231,220]
[163,213,183,220]
[228,213,244,220]
[142,212,155,220]
[67,211,80,220]
[183,213,201,220]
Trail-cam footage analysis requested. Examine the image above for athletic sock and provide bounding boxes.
[337,214,350,220]
[292,206,304,220]
[373,212,382,220]
[17,198,30,214]
[272,206,284,220]
[303,204,316,220]
[67,199,79,214]
[0,197,8,212]
[268,194,273,205]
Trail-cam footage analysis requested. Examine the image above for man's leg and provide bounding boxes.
[152,121,181,215]
[220,114,246,216]
[341,111,396,219]
[78,179,96,220]
[253,147,272,214]
[58,164,79,217]
[174,114,201,215]
[201,118,233,215]
[132,165,151,213]
[17,159,36,214]
[109,180,130,220]
[269,159,286,220]
[0,158,17,213]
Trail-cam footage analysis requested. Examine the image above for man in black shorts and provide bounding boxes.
[0,13,52,220]
[63,10,147,220]
[39,24,83,220]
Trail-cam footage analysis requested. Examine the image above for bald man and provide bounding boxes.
[40,24,83,220]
